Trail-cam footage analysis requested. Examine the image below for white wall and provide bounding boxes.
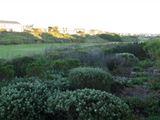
[0,23,23,32]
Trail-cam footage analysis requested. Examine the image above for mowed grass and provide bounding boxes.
[0,43,111,59]
[0,43,71,59]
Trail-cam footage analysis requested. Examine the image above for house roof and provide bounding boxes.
[0,20,20,24]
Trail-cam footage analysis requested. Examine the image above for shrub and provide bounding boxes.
[0,32,39,45]
[137,59,154,69]
[98,33,122,42]
[0,59,14,80]
[106,53,138,70]
[116,53,139,66]
[26,60,46,77]
[41,33,57,43]
[80,35,107,43]
[125,95,160,117]
[42,70,64,80]
[47,89,130,120]
[107,43,148,59]
[10,77,72,92]
[149,79,160,90]
[69,67,113,91]
[81,48,107,67]
[128,77,148,85]
[147,115,160,120]
[10,56,35,77]
[44,78,72,92]
[106,53,139,75]
[50,59,81,72]
[144,39,160,60]
[0,81,50,120]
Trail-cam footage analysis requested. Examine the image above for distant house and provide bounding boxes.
[0,20,23,32]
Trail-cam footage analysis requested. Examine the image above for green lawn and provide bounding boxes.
[0,43,111,59]
[0,43,72,59]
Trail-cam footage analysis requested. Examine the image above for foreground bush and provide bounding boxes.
[69,67,113,91]
[0,81,49,120]
[47,89,130,120]
[44,77,73,91]
[10,77,72,92]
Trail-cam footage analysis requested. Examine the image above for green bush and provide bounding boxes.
[26,60,46,77]
[128,77,149,85]
[41,33,57,43]
[44,77,72,92]
[137,59,154,69]
[106,53,139,70]
[10,56,35,77]
[98,33,122,42]
[147,115,160,120]
[69,67,113,91]
[0,81,50,120]
[42,70,64,80]
[106,53,139,75]
[0,32,39,45]
[47,89,130,120]
[0,60,14,80]
[51,59,81,72]
[116,53,139,66]
[107,43,148,59]
[144,39,160,60]
[10,77,72,92]
[125,95,160,117]
[149,79,160,90]
[80,34,107,43]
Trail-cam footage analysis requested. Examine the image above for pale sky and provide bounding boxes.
[1,0,160,33]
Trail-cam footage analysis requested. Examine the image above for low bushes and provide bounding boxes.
[136,59,154,69]
[47,89,130,120]
[0,81,50,120]
[0,78,130,120]
[11,77,72,92]
[144,39,160,60]
[98,33,122,42]
[106,53,139,70]
[51,59,81,72]
[0,59,14,80]
[0,32,39,45]
[125,95,160,118]
[106,53,139,75]
[147,115,160,120]
[10,56,35,77]
[149,79,160,90]
[44,77,73,91]
[26,60,46,77]
[69,67,113,91]
[0,64,14,80]
[107,43,148,59]
[116,53,139,66]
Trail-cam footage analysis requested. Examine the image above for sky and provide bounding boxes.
[0,0,160,34]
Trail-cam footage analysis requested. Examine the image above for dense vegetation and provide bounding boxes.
[0,32,160,120]
[0,31,153,45]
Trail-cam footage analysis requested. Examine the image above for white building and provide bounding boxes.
[0,20,23,32]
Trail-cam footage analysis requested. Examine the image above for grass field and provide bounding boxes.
[0,43,112,59]
[0,43,71,59]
